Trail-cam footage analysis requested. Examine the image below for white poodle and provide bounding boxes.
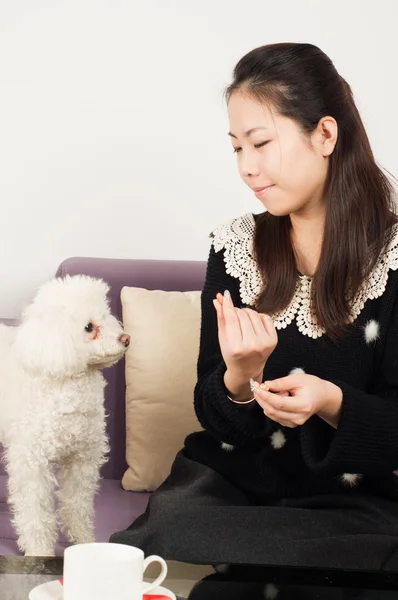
[0,275,130,556]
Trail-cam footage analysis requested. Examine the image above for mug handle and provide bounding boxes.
[142,555,168,594]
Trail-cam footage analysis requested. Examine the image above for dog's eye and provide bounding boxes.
[85,323,94,333]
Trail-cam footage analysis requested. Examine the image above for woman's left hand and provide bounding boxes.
[252,374,343,429]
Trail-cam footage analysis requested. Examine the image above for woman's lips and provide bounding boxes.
[253,185,274,199]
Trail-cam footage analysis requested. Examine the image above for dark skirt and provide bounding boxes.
[109,451,398,571]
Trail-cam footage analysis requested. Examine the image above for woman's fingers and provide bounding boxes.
[257,397,299,427]
[236,305,276,341]
[238,309,277,352]
[214,292,243,344]
[214,292,277,351]
[221,290,243,340]
[236,308,261,341]
[213,298,223,319]
[260,313,278,342]
[213,290,278,352]
[241,308,269,338]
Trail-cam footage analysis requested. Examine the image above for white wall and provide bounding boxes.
[0,0,397,318]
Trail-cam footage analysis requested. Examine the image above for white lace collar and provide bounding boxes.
[210,213,398,339]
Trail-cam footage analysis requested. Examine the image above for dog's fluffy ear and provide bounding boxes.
[13,313,85,378]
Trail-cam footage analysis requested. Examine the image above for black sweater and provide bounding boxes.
[184,213,398,501]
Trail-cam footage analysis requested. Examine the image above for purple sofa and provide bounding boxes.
[0,256,206,555]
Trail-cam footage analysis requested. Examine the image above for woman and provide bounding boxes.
[111,42,398,570]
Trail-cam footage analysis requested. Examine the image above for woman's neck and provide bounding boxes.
[290,212,325,277]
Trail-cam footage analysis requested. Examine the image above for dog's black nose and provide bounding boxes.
[119,334,130,348]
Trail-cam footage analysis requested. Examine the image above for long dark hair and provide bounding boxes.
[225,43,397,341]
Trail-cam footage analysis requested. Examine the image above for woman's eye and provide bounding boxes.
[233,141,269,154]
[85,322,93,333]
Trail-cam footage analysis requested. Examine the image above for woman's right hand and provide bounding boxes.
[213,290,278,400]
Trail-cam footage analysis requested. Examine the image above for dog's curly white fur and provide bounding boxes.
[0,275,129,556]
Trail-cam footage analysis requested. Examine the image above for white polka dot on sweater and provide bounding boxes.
[270,430,287,450]
[340,473,363,487]
[220,442,235,452]
[364,320,380,344]
[264,583,280,599]
[289,367,305,375]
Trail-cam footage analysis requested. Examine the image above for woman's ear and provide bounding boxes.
[314,116,338,157]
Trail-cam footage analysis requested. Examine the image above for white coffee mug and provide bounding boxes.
[63,542,168,600]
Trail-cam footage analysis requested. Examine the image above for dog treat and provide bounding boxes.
[250,378,271,393]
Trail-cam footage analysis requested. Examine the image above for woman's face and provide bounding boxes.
[227,92,335,217]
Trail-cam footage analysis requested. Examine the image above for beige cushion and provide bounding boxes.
[121,286,202,492]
